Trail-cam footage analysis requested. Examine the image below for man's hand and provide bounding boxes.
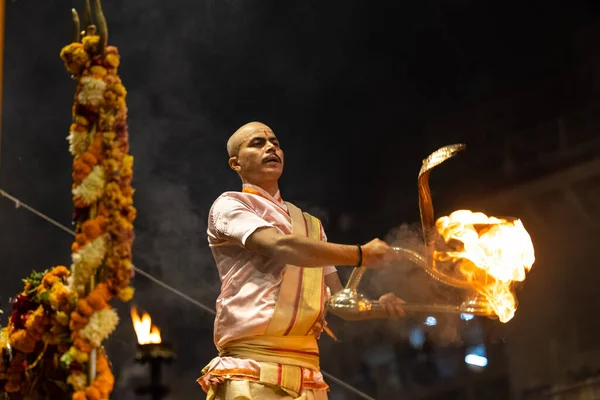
[361,238,397,269]
[379,292,406,318]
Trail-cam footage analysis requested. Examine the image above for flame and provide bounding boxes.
[435,210,535,323]
[130,306,162,345]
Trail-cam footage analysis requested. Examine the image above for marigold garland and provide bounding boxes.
[0,267,75,396]
[0,4,136,398]
[59,27,135,399]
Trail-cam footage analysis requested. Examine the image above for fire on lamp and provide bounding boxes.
[328,144,536,323]
[434,210,535,322]
[131,306,162,345]
[131,306,175,400]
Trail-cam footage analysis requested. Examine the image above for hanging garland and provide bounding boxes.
[0,1,135,398]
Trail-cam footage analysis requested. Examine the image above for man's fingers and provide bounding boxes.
[395,303,405,317]
[394,298,406,317]
[378,293,406,318]
[385,302,399,319]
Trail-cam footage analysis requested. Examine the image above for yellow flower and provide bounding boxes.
[118,286,134,302]
[0,327,9,350]
[104,90,117,105]
[60,43,90,75]
[82,35,101,54]
[120,156,134,177]
[68,346,89,363]
[90,65,108,78]
[55,311,69,326]
[116,96,126,111]
[105,53,120,68]
[75,115,89,126]
[110,83,127,97]
[102,131,116,144]
[105,182,121,201]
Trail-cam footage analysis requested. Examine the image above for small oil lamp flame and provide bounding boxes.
[130,306,175,400]
[131,306,162,345]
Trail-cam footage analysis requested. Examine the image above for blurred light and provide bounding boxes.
[460,313,474,321]
[424,316,437,326]
[465,343,487,368]
[409,327,425,348]
[465,354,488,367]
[467,343,486,357]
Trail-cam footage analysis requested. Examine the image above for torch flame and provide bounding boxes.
[130,306,161,345]
[435,210,535,323]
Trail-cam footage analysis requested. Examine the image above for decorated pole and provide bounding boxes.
[0,0,5,175]
[0,0,136,398]
[60,0,136,397]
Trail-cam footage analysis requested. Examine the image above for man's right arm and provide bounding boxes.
[246,227,395,269]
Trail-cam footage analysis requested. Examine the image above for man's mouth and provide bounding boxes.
[263,155,281,164]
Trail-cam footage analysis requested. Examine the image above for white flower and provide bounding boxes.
[67,130,89,156]
[79,308,119,347]
[67,371,87,391]
[77,77,107,107]
[68,234,108,293]
[72,165,106,205]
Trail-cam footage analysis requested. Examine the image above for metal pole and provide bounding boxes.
[0,0,5,180]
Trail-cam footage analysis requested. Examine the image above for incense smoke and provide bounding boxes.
[364,223,465,345]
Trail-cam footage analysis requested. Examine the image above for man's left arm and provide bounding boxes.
[318,225,344,294]
[324,271,343,294]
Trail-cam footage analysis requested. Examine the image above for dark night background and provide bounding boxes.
[2,0,600,399]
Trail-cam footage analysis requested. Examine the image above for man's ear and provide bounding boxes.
[228,156,241,172]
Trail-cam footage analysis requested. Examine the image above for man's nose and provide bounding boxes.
[264,141,276,152]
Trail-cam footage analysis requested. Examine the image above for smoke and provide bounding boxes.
[102,176,221,399]
[357,223,465,346]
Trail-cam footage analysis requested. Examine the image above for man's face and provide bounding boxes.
[230,129,284,182]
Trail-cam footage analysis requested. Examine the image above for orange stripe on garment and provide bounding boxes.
[285,213,325,336]
[204,368,260,378]
[283,266,304,335]
[277,364,282,385]
[282,213,311,336]
[267,347,320,357]
[306,220,326,335]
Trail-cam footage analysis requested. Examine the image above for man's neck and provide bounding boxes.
[243,181,279,198]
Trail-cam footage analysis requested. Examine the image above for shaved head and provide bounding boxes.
[226,121,283,193]
[227,121,274,157]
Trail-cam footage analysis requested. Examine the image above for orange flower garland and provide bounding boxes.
[71,349,114,400]
[0,266,75,396]
[58,14,135,399]
[62,38,135,303]
[64,283,116,398]
[0,4,135,399]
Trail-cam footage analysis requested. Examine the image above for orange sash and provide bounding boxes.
[264,202,325,337]
[218,335,320,396]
